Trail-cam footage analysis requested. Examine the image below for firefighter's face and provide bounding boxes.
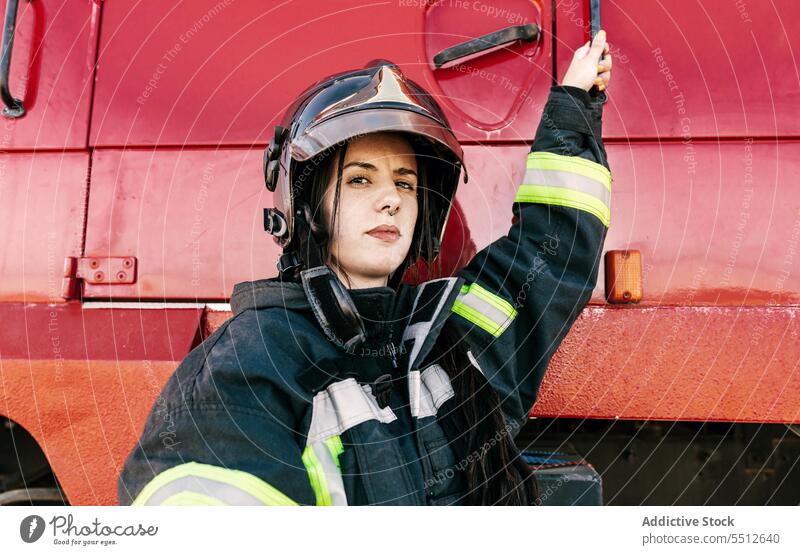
[322,132,418,289]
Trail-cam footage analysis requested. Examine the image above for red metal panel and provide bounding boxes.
[90,0,421,147]
[0,303,202,505]
[0,303,203,361]
[555,0,800,139]
[0,0,99,149]
[0,152,88,301]
[90,0,551,147]
[535,305,800,423]
[602,141,800,306]
[418,144,529,281]
[83,148,277,300]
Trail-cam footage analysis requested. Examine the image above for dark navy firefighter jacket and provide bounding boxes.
[118,85,612,506]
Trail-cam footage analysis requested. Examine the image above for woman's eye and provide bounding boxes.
[347,175,369,186]
[397,181,416,191]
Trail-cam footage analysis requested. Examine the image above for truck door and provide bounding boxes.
[0,0,100,302]
[84,0,553,300]
[555,0,800,306]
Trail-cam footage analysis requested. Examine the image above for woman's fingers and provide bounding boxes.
[561,31,612,91]
[596,47,613,90]
[573,40,591,59]
[589,30,606,60]
[597,47,613,72]
[577,33,609,61]
[598,69,611,90]
[594,67,611,91]
[598,71,611,91]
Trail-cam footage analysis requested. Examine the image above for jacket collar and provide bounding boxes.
[230,275,464,372]
[231,277,395,345]
[230,278,308,313]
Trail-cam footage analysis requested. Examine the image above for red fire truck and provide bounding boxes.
[1,0,798,505]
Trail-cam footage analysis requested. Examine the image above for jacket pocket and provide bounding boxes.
[420,427,466,501]
[343,424,426,506]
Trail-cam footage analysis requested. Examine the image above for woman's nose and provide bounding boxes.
[375,178,402,214]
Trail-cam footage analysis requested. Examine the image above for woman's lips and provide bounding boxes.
[367,225,400,242]
[367,230,399,242]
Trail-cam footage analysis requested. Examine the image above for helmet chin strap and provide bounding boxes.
[292,201,367,354]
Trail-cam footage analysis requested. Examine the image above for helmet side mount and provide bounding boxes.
[264,125,288,192]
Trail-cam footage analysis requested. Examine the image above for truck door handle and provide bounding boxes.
[1,0,28,119]
[432,23,539,69]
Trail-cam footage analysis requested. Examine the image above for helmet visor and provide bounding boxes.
[290,107,466,183]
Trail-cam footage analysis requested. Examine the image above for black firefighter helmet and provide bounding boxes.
[262,60,468,353]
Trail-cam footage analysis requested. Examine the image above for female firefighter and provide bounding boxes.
[118,31,613,506]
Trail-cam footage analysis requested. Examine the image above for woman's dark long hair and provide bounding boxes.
[427,320,539,505]
[288,133,539,505]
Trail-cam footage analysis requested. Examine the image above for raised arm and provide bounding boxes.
[448,32,613,435]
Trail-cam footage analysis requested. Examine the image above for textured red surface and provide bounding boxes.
[0,153,89,302]
[0,359,177,506]
[0,304,203,360]
[534,306,800,423]
[0,305,201,505]
[2,305,798,505]
[555,0,800,139]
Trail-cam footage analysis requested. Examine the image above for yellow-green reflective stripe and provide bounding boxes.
[302,444,332,506]
[325,435,345,470]
[527,151,612,191]
[452,283,516,338]
[522,166,611,209]
[131,461,298,506]
[309,441,347,505]
[515,184,611,227]
[461,283,517,319]
[160,491,226,506]
[452,302,506,337]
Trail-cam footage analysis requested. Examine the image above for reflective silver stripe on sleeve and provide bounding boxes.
[451,282,517,338]
[522,167,612,209]
[132,462,298,506]
[142,475,268,506]
[518,151,613,227]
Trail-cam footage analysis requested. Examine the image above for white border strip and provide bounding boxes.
[81,302,232,311]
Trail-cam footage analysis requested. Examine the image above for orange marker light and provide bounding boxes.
[604,250,642,303]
